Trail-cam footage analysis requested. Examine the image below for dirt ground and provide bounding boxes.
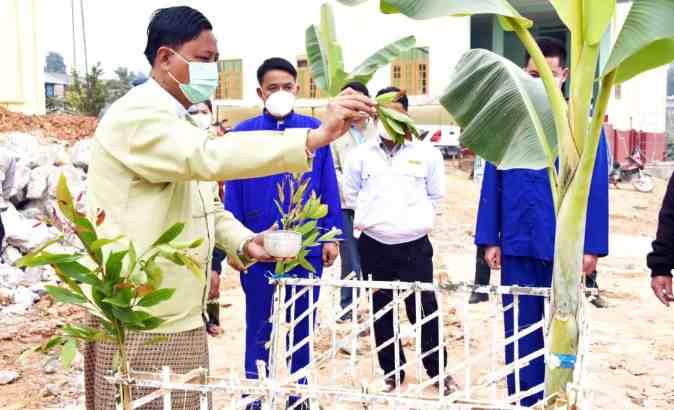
[1,164,673,409]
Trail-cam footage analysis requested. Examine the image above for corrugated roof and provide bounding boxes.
[44,72,70,85]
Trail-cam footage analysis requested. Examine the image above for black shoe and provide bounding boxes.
[435,375,460,396]
[383,372,406,393]
[468,292,488,304]
[588,293,609,308]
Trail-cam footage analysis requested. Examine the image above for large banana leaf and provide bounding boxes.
[306,25,330,92]
[346,35,416,86]
[440,49,557,170]
[377,0,532,31]
[550,0,615,46]
[602,0,674,84]
[320,3,345,93]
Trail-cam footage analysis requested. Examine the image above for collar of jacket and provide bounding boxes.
[262,109,296,126]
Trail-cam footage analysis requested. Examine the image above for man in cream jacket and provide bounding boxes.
[83,6,373,410]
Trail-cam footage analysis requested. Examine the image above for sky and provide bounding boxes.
[42,0,390,77]
[41,0,470,103]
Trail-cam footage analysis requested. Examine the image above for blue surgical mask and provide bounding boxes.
[168,50,218,103]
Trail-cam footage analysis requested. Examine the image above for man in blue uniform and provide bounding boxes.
[475,38,609,407]
[225,57,342,409]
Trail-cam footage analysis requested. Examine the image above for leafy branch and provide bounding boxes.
[16,175,203,409]
[273,173,341,275]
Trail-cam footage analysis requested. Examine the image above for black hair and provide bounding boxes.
[376,86,408,111]
[200,100,213,113]
[341,81,370,97]
[256,57,297,84]
[525,37,567,68]
[144,6,213,66]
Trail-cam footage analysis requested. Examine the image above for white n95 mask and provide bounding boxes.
[191,113,212,130]
[265,90,296,118]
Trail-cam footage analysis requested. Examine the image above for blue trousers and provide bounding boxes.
[240,259,322,382]
[501,255,552,407]
[339,209,362,315]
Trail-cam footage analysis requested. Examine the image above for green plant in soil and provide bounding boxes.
[337,0,674,407]
[17,175,203,410]
[273,173,341,275]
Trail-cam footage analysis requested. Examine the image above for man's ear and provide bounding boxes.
[156,46,173,71]
[294,83,301,96]
[560,67,570,83]
[256,87,264,101]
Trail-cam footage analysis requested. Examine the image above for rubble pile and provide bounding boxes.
[0,106,97,143]
[0,131,95,315]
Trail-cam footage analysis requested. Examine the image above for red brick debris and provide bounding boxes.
[0,106,97,143]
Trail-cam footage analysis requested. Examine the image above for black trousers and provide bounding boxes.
[358,234,448,379]
[474,245,492,285]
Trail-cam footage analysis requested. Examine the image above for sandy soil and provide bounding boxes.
[1,165,673,409]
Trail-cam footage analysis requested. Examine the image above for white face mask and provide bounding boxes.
[191,113,212,130]
[265,90,296,118]
[377,119,394,141]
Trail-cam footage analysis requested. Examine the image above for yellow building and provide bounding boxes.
[0,0,45,115]
[390,47,429,96]
[215,59,243,100]
[296,55,323,99]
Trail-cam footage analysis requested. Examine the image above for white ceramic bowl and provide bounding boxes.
[263,230,302,258]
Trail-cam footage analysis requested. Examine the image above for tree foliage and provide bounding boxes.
[65,63,109,117]
[107,67,138,104]
[45,51,66,74]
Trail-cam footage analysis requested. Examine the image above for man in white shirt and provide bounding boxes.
[331,81,378,321]
[343,87,457,393]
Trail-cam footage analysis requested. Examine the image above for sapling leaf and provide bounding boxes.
[52,265,85,296]
[46,285,87,305]
[62,324,107,342]
[296,221,318,235]
[318,228,342,242]
[16,252,81,268]
[59,339,77,369]
[90,235,125,252]
[54,261,102,288]
[137,288,175,307]
[102,288,134,307]
[144,256,163,289]
[375,90,399,105]
[105,250,127,283]
[152,223,185,247]
[134,284,154,298]
[298,256,316,273]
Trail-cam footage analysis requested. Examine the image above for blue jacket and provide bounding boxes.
[225,111,343,260]
[475,129,609,261]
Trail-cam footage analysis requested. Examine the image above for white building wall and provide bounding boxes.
[211,0,469,106]
[0,0,45,115]
[605,1,667,133]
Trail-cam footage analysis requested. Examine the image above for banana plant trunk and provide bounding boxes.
[545,177,588,401]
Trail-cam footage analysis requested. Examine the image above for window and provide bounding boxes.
[298,59,308,68]
[215,59,243,99]
[45,83,55,97]
[393,65,401,80]
[419,64,428,94]
[310,78,318,99]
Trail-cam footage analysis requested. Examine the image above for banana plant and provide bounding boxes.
[338,0,674,407]
[16,175,203,410]
[305,2,416,97]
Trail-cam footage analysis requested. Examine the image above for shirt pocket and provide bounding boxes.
[401,161,427,204]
